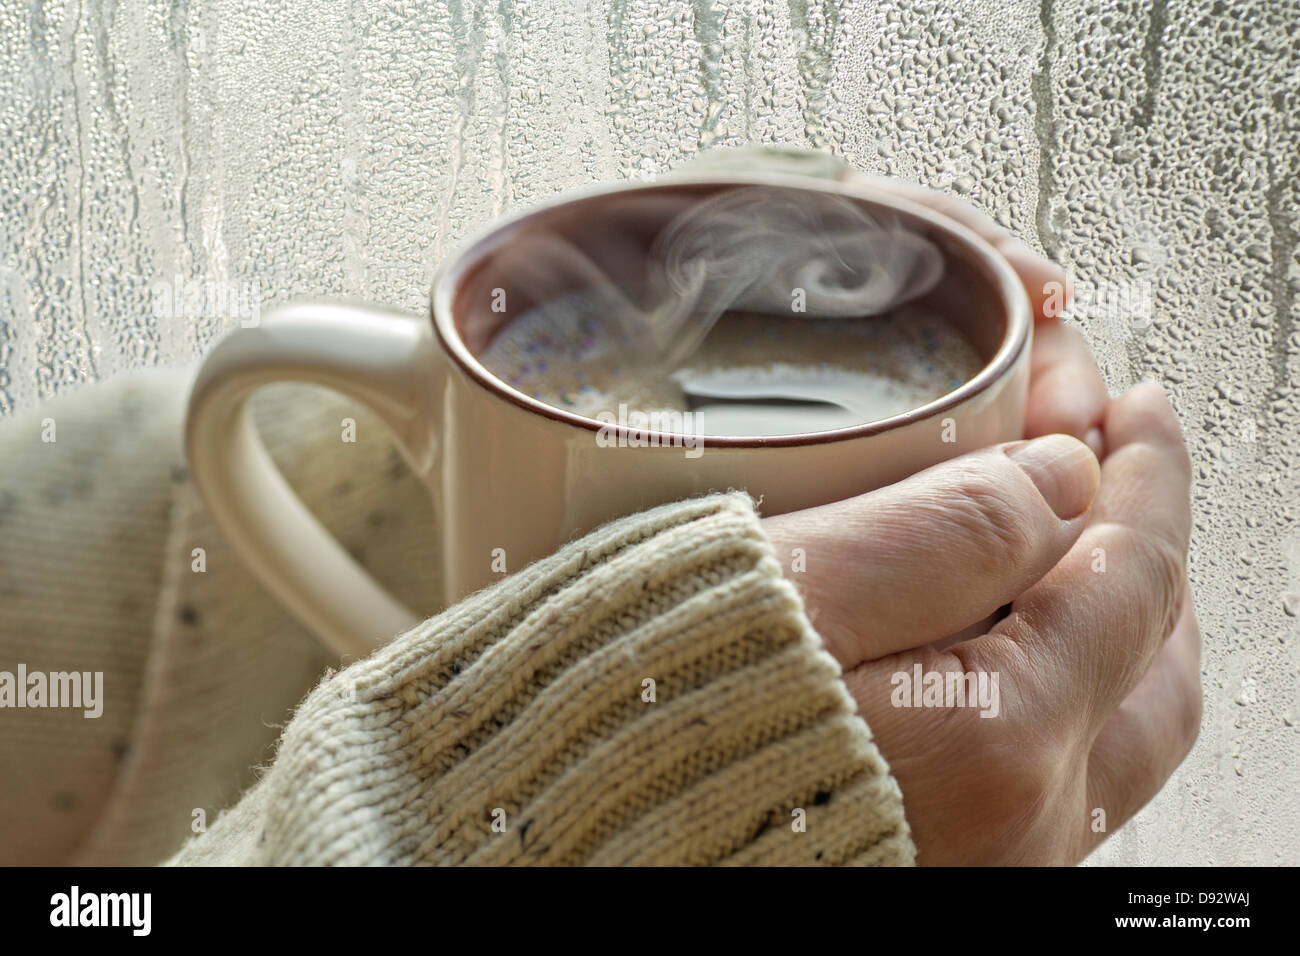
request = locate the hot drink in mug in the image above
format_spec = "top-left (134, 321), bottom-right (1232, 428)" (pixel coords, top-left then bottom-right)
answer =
top-left (185, 148), bottom-right (1031, 657)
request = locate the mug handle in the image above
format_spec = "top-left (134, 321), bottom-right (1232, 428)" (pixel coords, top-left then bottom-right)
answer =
top-left (184, 298), bottom-right (439, 659)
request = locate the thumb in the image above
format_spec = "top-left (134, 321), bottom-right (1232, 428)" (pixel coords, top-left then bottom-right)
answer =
top-left (763, 434), bottom-right (1100, 669)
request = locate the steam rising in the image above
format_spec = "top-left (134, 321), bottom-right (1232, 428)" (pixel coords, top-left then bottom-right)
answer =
top-left (490, 185), bottom-right (945, 378)
top-left (647, 187), bottom-right (944, 368)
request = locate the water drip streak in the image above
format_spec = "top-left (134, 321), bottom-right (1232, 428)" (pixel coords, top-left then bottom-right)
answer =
top-left (786, 0), bottom-right (843, 149)
top-left (70, 0), bottom-right (97, 384)
top-left (692, 0), bottom-right (723, 149)
top-left (1265, 146), bottom-right (1297, 400)
top-left (83, 0), bottom-right (142, 376)
top-left (1030, 0), bottom-right (1060, 261)
top-left (8, 1), bottom-right (57, 410)
top-left (171, 0), bottom-right (197, 356)
top-left (491, 0), bottom-right (514, 216)
top-left (95, 1), bottom-right (143, 282)
top-left (1136, 0), bottom-right (1168, 129)
top-left (340, 0), bottom-right (366, 299)
top-left (742, 9), bottom-right (754, 142)
top-left (602, 0), bottom-right (631, 173)
top-left (438, 0), bottom-right (485, 261)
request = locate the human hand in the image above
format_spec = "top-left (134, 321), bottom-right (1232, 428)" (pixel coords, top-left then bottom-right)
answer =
top-left (849, 174), bottom-right (1109, 455)
top-left (763, 179), bottom-right (1201, 864)
top-left (763, 387), bottom-right (1200, 864)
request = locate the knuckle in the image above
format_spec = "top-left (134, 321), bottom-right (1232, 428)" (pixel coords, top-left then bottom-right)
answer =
top-left (1092, 522), bottom-right (1185, 643)
top-left (946, 470), bottom-right (1038, 561)
top-left (995, 739), bottom-right (1072, 818)
top-left (1132, 531), bottom-right (1186, 640)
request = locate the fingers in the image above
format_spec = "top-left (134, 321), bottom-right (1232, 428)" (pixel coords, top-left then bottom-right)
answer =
top-left (1090, 382), bottom-right (1194, 555)
top-left (762, 433), bottom-right (1099, 669)
top-left (849, 173), bottom-right (1109, 452)
top-left (1000, 245), bottom-right (1070, 326)
top-left (976, 384), bottom-right (1193, 734)
top-left (1082, 591), bottom-right (1202, 851)
top-left (1026, 321), bottom-right (1108, 456)
top-left (848, 173), bottom-right (1067, 323)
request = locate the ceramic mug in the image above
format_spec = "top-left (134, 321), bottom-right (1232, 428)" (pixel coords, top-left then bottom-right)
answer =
top-left (185, 148), bottom-right (1032, 659)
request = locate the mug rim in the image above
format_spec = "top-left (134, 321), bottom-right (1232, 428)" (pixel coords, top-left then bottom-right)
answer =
top-left (429, 170), bottom-right (1032, 448)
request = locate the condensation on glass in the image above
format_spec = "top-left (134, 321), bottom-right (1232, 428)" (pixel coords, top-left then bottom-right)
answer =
top-left (0, 0), bottom-right (1296, 864)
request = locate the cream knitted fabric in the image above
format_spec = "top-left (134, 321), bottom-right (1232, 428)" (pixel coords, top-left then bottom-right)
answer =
top-left (0, 372), bottom-right (180, 862)
top-left (1, 367), bottom-right (914, 866)
top-left (166, 493), bottom-right (915, 866)
top-left (0, 367), bottom-right (442, 864)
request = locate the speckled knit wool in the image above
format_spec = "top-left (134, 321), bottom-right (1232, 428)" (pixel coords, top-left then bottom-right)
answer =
top-left (0, 367), bottom-right (442, 865)
top-left (166, 492), bottom-right (914, 866)
top-left (2, 366), bottom-right (914, 866)
top-left (0, 371), bottom-right (181, 863)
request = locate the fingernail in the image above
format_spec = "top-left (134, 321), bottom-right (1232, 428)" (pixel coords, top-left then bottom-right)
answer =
top-left (1084, 426), bottom-right (1105, 458)
top-left (1004, 434), bottom-right (1100, 520)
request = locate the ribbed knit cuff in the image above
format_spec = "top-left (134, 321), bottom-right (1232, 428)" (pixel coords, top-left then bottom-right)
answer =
top-left (168, 492), bottom-right (915, 866)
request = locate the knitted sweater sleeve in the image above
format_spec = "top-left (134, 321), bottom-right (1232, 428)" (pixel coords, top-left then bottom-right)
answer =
top-left (167, 491), bottom-right (915, 866)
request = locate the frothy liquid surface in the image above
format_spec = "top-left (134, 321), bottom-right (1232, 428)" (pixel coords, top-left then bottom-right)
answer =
top-left (478, 296), bottom-right (985, 436)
